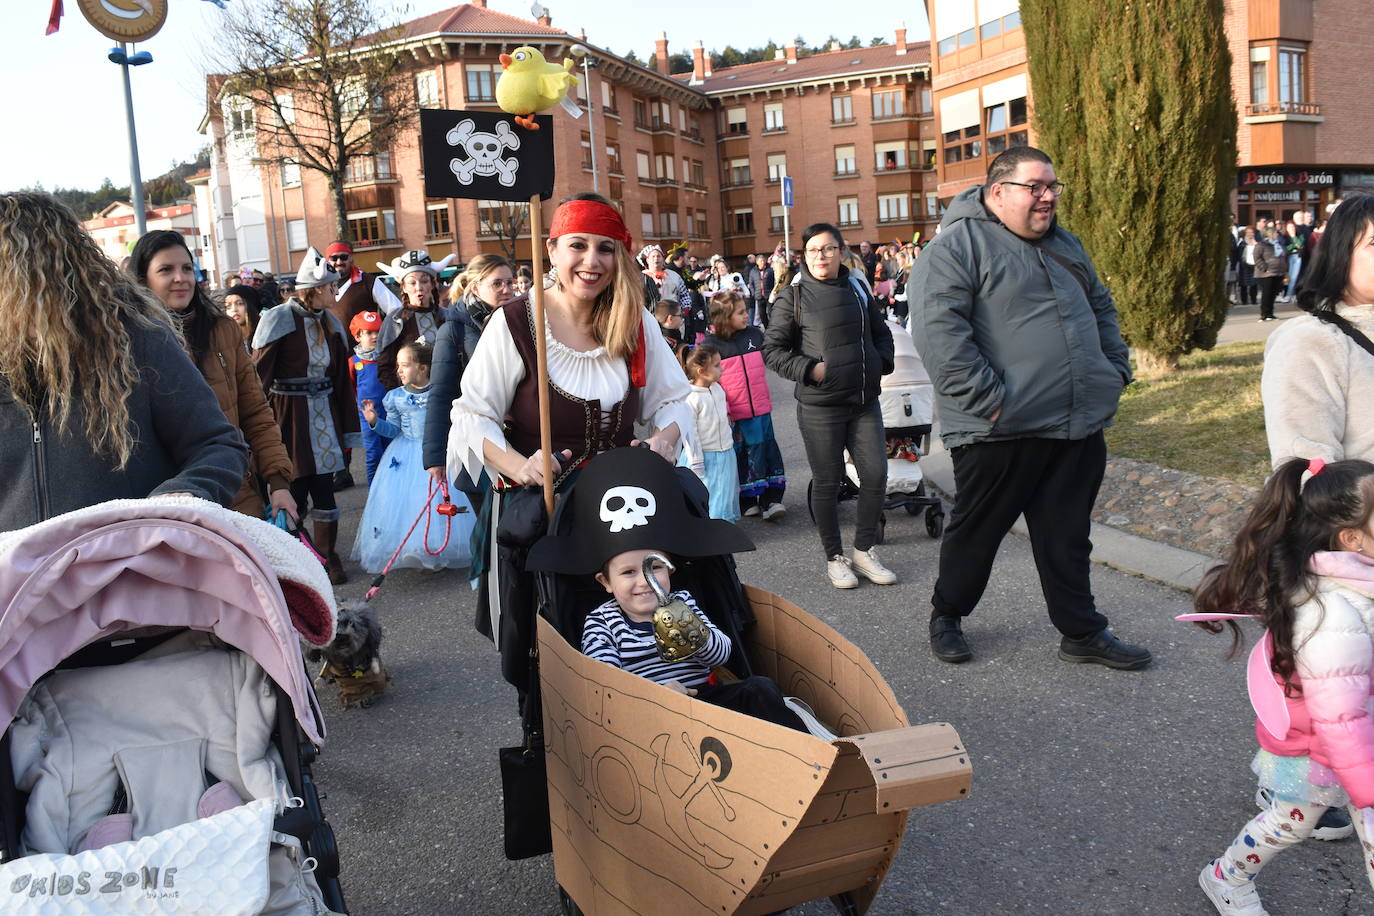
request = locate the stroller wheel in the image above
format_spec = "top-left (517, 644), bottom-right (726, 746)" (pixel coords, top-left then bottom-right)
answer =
top-left (925, 508), bottom-right (945, 539)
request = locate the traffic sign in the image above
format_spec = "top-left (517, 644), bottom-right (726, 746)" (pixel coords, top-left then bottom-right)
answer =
top-left (782, 176), bottom-right (794, 208)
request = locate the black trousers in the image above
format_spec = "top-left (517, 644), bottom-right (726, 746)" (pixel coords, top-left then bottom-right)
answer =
top-left (695, 676), bottom-right (807, 732)
top-left (931, 433), bottom-right (1110, 640)
top-left (1259, 275), bottom-right (1283, 319)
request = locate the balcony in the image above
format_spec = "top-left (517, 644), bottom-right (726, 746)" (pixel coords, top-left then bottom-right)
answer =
top-left (641, 176), bottom-right (678, 188)
top-left (648, 116), bottom-right (676, 135)
top-left (833, 168), bottom-right (860, 180)
top-left (1244, 100), bottom-right (1323, 124)
top-left (602, 105), bottom-right (620, 119)
top-left (681, 128), bottom-right (703, 143)
top-left (761, 125), bottom-right (787, 136)
top-left (720, 125), bottom-right (749, 140)
top-left (831, 117), bottom-right (857, 127)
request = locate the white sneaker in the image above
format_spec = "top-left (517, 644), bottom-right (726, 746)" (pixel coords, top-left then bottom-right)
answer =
top-left (826, 555), bottom-right (858, 589)
top-left (851, 547), bottom-right (896, 585)
top-left (1198, 861), bottom-right (1268, 915)
top-left (761, 503), bottom-right (786, 521)
top-left (743, 505), bottom-right (761, 517)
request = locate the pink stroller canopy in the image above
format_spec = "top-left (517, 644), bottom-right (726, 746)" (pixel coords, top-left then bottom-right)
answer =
top-left (0, 498), bottom-right (333, 746)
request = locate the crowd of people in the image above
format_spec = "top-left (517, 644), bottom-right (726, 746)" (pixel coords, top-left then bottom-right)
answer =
top-left (3, 146), bottom-right (1374, 914)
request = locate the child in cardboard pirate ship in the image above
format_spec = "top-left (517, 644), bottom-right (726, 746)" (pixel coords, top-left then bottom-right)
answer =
top-left (527, 447), bottom-right (807, 730)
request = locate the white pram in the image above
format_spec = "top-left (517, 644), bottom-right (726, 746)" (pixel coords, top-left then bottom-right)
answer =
top-left (0, 498), bottom-right (348, 914)
top-left (821, 319), bottom-right (945, 543)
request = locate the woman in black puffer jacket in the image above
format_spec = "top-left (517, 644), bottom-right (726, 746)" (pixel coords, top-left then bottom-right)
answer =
top-left (764, 222), bottom-right (896, 589)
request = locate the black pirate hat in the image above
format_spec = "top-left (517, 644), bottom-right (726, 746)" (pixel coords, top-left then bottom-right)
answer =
top-left (526, 446), bottom-right (754, 574)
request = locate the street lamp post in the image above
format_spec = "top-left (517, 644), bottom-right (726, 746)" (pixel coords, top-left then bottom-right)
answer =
top-left (108, 44), bottom-right (153, 237)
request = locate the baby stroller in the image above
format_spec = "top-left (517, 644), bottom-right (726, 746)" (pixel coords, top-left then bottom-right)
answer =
top-left (0, 498), bottom-right (347, 914)
top-left (809, 319), bottom-right (945, 543)
top-left (528, 449), bottom-right (971, 915)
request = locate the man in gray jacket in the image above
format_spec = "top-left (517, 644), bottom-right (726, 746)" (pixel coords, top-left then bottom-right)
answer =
top-left (911, 146), bottom-right (1150, 670)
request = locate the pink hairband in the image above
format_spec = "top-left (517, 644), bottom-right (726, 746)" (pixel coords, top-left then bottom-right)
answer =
top-left (1299, 458), bottom-right (1326, 493)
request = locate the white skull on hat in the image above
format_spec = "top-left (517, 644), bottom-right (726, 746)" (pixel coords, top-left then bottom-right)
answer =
top-left (600, 486), bottom-right (656, 533)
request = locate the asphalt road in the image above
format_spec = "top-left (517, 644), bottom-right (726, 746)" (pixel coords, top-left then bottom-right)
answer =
top-left (312, 371), bottom-right (1366, 915)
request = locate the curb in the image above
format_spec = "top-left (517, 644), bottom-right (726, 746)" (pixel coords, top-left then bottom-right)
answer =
top-left (919, 444), bottom-right (1216, 594)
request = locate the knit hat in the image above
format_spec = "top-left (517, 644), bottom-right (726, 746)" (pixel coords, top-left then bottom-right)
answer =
top-left (223, 284), bottom-right (258, 304)
top-left (526, 447), bottom-right (754, 574)
top-left (293, 247), bottom-right (340, 291)
top-left (376, 249), bottom-right (457, 284)
top-left (349, 311), bottom-right (382, 335)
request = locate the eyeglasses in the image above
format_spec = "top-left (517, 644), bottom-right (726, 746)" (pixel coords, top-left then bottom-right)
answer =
top-left (485, 278), bottom-right (514, 288)
top-left (327, 254), bottom-right (351, 261)
top-left (805, 244), bottom-right (841, 258)
top-left (999, 180), bottom-right (1066, 199)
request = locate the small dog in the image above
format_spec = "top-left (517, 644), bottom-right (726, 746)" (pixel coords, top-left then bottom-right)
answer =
top-left (306, 599), bottom-right (391, 709)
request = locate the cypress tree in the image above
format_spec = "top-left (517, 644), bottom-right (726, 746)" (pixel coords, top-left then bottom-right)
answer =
top-left (1021, 0), bottom-right (1236, 375)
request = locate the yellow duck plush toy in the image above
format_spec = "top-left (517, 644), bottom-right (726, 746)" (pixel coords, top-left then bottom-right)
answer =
top-left (496, 46), bottom-right (581, 130)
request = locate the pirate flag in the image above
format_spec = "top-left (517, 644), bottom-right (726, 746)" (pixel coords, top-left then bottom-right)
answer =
top-left (420, 109), bottom-right (555, 202)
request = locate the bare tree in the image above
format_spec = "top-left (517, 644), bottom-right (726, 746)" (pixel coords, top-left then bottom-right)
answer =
top-left (208, 0), bottom-right (415, 241)
top-left (480, 201), bottom-right (531, 263)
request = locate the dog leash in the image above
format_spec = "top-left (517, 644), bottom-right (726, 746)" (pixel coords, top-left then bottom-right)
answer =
top-left (365, 478), bottom-right (464, 600)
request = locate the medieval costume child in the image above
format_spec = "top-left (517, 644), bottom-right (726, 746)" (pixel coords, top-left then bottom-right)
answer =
top-left (373, 249), bottom-right (458, 391)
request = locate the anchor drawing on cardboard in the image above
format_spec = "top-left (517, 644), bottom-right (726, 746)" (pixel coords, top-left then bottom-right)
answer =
top-left (419, 109), bottom-right (555, 201)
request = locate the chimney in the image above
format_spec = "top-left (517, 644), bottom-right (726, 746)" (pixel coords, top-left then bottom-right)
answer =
top-left (829, 39), bottom-right (841, 52)
top-left (471, 0), bottom-right (485, 7)
top-left (691, 40), bottom-right (705, 84)
top-left (704, 48), bottom-right (713, 78)
top-left (785, 41), bottom-right (798, 64)
top-left (655, 31), bottom-right (669, 75)
top-left (895, 21), bottom-right (907, 54)
top-left (774, 48), bottom-right (785, 60)
top-left (538, 10), bottom-right (552, 26)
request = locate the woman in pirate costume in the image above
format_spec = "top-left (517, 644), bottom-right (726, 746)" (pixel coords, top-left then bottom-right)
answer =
top-left (253, 247), bottom-right (362, 584)
top-left (373, 249), bottom-right (457, 391)
top-left (448, 193), bottom-right (695, 693)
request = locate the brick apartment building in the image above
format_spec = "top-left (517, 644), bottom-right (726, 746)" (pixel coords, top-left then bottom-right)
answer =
top-left (201, 1), bottom-right (933, 281)
top-left (924, 0), bottom-right (1374, 226)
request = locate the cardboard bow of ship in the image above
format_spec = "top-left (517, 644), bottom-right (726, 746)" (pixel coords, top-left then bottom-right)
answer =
top-left (539, 586), bottom-right (972, 915)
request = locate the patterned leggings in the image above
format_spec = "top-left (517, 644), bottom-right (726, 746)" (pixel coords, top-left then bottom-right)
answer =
top-left (1215, 799), bottom-right (1374, 888)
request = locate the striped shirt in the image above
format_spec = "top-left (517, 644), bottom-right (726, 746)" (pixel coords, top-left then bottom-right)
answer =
top-left (581, 590), bottom-right (732, 688)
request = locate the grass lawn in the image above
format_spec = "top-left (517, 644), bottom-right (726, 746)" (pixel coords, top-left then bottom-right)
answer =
top-left (1106, 340), bottom-right (1269, 487)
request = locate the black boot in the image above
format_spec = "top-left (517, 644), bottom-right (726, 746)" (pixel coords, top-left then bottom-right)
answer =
top-left (930, 616), bottom-right (972, 664)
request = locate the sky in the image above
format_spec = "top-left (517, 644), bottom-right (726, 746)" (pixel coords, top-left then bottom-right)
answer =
top-left (3, 1), bottom-right (930, 193)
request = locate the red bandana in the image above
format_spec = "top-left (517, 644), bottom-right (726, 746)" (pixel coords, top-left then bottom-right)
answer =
top-left (549, 200), bottom-right (632, 249)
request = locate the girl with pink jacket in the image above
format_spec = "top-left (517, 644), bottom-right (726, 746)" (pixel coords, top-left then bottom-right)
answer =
top-left (1189, 457), bottom-right (1374, 915)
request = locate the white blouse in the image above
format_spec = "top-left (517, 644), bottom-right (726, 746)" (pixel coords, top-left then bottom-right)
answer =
top-left (447, 305), bottom-right (696, 483)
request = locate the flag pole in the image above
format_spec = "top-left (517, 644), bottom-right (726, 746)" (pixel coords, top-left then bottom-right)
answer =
top-left (527, 193), bottom-right (555, 520)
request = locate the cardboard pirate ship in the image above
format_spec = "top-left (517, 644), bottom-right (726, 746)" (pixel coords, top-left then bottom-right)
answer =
top-left (537, 587), bottom-right (971, 915)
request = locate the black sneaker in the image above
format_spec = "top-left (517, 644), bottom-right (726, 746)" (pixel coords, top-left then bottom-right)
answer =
top-left (1255, 787), bottom-right (1354, 841)
top-left (1058, 630), bottom-right (1152, 670)
top-left (930, 616), bottom-right (972, 664)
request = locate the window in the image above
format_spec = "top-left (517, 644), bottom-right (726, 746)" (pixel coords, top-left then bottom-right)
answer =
top-left (580, 133), bottom-right (593, 169)
top-left (641, 208), bottom-right (655, 237)
top-left (636, 151), bottom-right (651, 180)
top-left (687, 117), bottom-right (702, 140)
top-left (653, 100), bottom-right (672, 130)
top-left (607, 144), bottom-right (623, 174)
top-left (226, 101), bottom-right (254, 140)
top-left (654, 153), bottom-right (675, 182)
top-left (478, 200), bottom-right (529, 238)
top-left (465, 65), bottom-right (495, 102)
top-left (682, 156), bottom-right (691, 186)
top-left (690, 159), bottom-right (705, 188)
top-left (921, 139), bottom-right (936, 169)
top-left (730, 208), bottom-right (754, 235)
top-left (837, 197), bottom-right (860, 227)
top-left (919, 88), bottom-right (932, 114)
top-left (878, 194), bottom-right (909, 223)
top-left (347, 209), bottom-right (395, 245)
top-left (693, 209), bottom-right (708, 238)
top-left (727, 157), bottom-right (751, 186)
top-left (286, 218), bottom-right (307, 251)
top-left (1251, 57), bottom-right (1269, 106)
top-left (834, 144), bottom-right (856, 175)
top-left (983, 96), bottom-right (1028, 156)
top-left (274, 93), bottom-right (295, 125)
top-left (634, 97), bottom-right (649, 129)
top-left (766, 153), bottom-right (786, 182)
top-left (832, 94), bottom-right (854, 123)
top-left (659, 210), bottom-right (679, 236)
top-left (926, 193), bottom-right (939, 218)
top-left (725, 106), bottom-right (747, 135)
top-left (426, 203), bottom-right (450, 238)
top-left (281, 158), bottom-right (301, 188)
top-left (874, 140), bottom-right (908, 171)
top-left (770, 205), bottom-right (785, 233)
top-left (763, 102), bottom-right (784, 131)
top-left (415, 71), bottom-right (438, 108)
top-left (981, 18), bottom-right (1001, 40)
top-left (872, 90), bottom-right (904, 119)
top-left (345, 152), bottom-right (392, 183)
top-left (1279, 48), bottom-right (1305, 104)
top-left (679, 107), bottom-right (687, 131)
top-left (601, 81), bottom-right (616, 114)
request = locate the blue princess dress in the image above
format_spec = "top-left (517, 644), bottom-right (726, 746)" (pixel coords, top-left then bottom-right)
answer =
top-left (352, 384), bottom-right (474, 572)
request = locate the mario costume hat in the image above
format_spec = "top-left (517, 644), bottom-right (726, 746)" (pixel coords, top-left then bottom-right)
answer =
top-left (526, 446), bottom-right (754, 574)
top-left (294, 247), bottom-right (340, 290)
top-left (349, 311), bottom-right (382, 336)
top-left (376, 249), bottom-right (457, 283)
